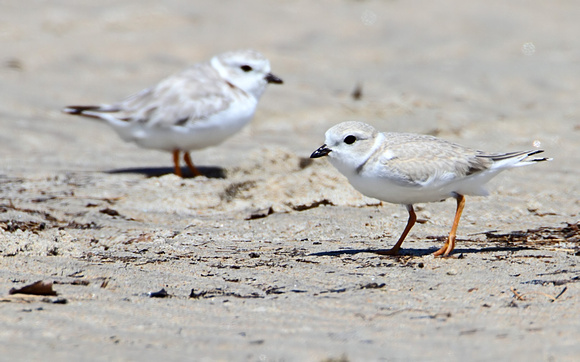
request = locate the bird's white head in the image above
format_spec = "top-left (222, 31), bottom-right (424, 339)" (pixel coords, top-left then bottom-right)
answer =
top-left (311, 121), bottom-right (382, 176)
top-left (210, 49), bottom-right (283, 99)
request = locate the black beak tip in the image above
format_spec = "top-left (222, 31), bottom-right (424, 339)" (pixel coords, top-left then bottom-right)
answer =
top-left (266, 73), bottom-right (283, 84)
top-left (310, 145), bottom-right (331, 159)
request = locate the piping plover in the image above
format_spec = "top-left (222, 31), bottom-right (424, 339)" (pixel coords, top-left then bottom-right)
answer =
top-left (63, 49), bottom-right (283, 177)
top-left (310, 121), bottom-right (550, 256)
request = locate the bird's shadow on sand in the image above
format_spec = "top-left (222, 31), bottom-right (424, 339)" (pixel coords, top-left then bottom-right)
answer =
top-left (311, 223), bottom-right (577, 259)
top-left (107, 166), bottom-right (226, 179)
top-left (309, 244), bottom-right (534, 258)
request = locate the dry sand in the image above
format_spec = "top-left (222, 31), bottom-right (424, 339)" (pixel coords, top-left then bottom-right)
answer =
top-left (1, 1), bottom-right (579, 361)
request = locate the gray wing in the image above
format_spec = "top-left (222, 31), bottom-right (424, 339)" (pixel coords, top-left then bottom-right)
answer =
top-left (66, 62), bottom-right (237, 128)
top-left (373, 133), bottom-right (493, 185)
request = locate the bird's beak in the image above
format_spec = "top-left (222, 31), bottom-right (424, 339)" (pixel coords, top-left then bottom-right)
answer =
top-left (310, 144), bottom-right (331, 158)
top-left (265, 73), bottom-right (283, 84)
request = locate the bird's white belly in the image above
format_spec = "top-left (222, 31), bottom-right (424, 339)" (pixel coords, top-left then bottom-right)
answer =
top-left (347, 174), bottom-right (448, 204)
top-left (346, 170), bottom-right (496, 205)
top-left (117, 99), bottom-right (257, 151)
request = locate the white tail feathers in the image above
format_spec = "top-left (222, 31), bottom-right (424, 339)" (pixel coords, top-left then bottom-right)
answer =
top-left (484, 149), bottom-right (552, 170)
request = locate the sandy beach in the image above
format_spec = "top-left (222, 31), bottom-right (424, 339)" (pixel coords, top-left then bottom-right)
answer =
top-left (1, 1), bottom-right (579, 360)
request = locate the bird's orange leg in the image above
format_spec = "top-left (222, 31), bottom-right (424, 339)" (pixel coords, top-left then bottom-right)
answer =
top-left (433, 194), bottom-right (466, 257)
top-left (376, 205), bottom-right (416, 256)
top-left (173, 150), bottom-right (183, 177)
top-left (183, 152), bottom-right (203, 177)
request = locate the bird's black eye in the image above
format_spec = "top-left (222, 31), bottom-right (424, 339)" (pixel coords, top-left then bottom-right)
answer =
top-left (344, 135), bottom-right (356, 144)
top-left (240, 65), bottom-right (253, 72)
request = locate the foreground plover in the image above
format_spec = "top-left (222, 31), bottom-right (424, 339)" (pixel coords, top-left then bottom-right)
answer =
top-left (311, 121), bottom-right (550, 256)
